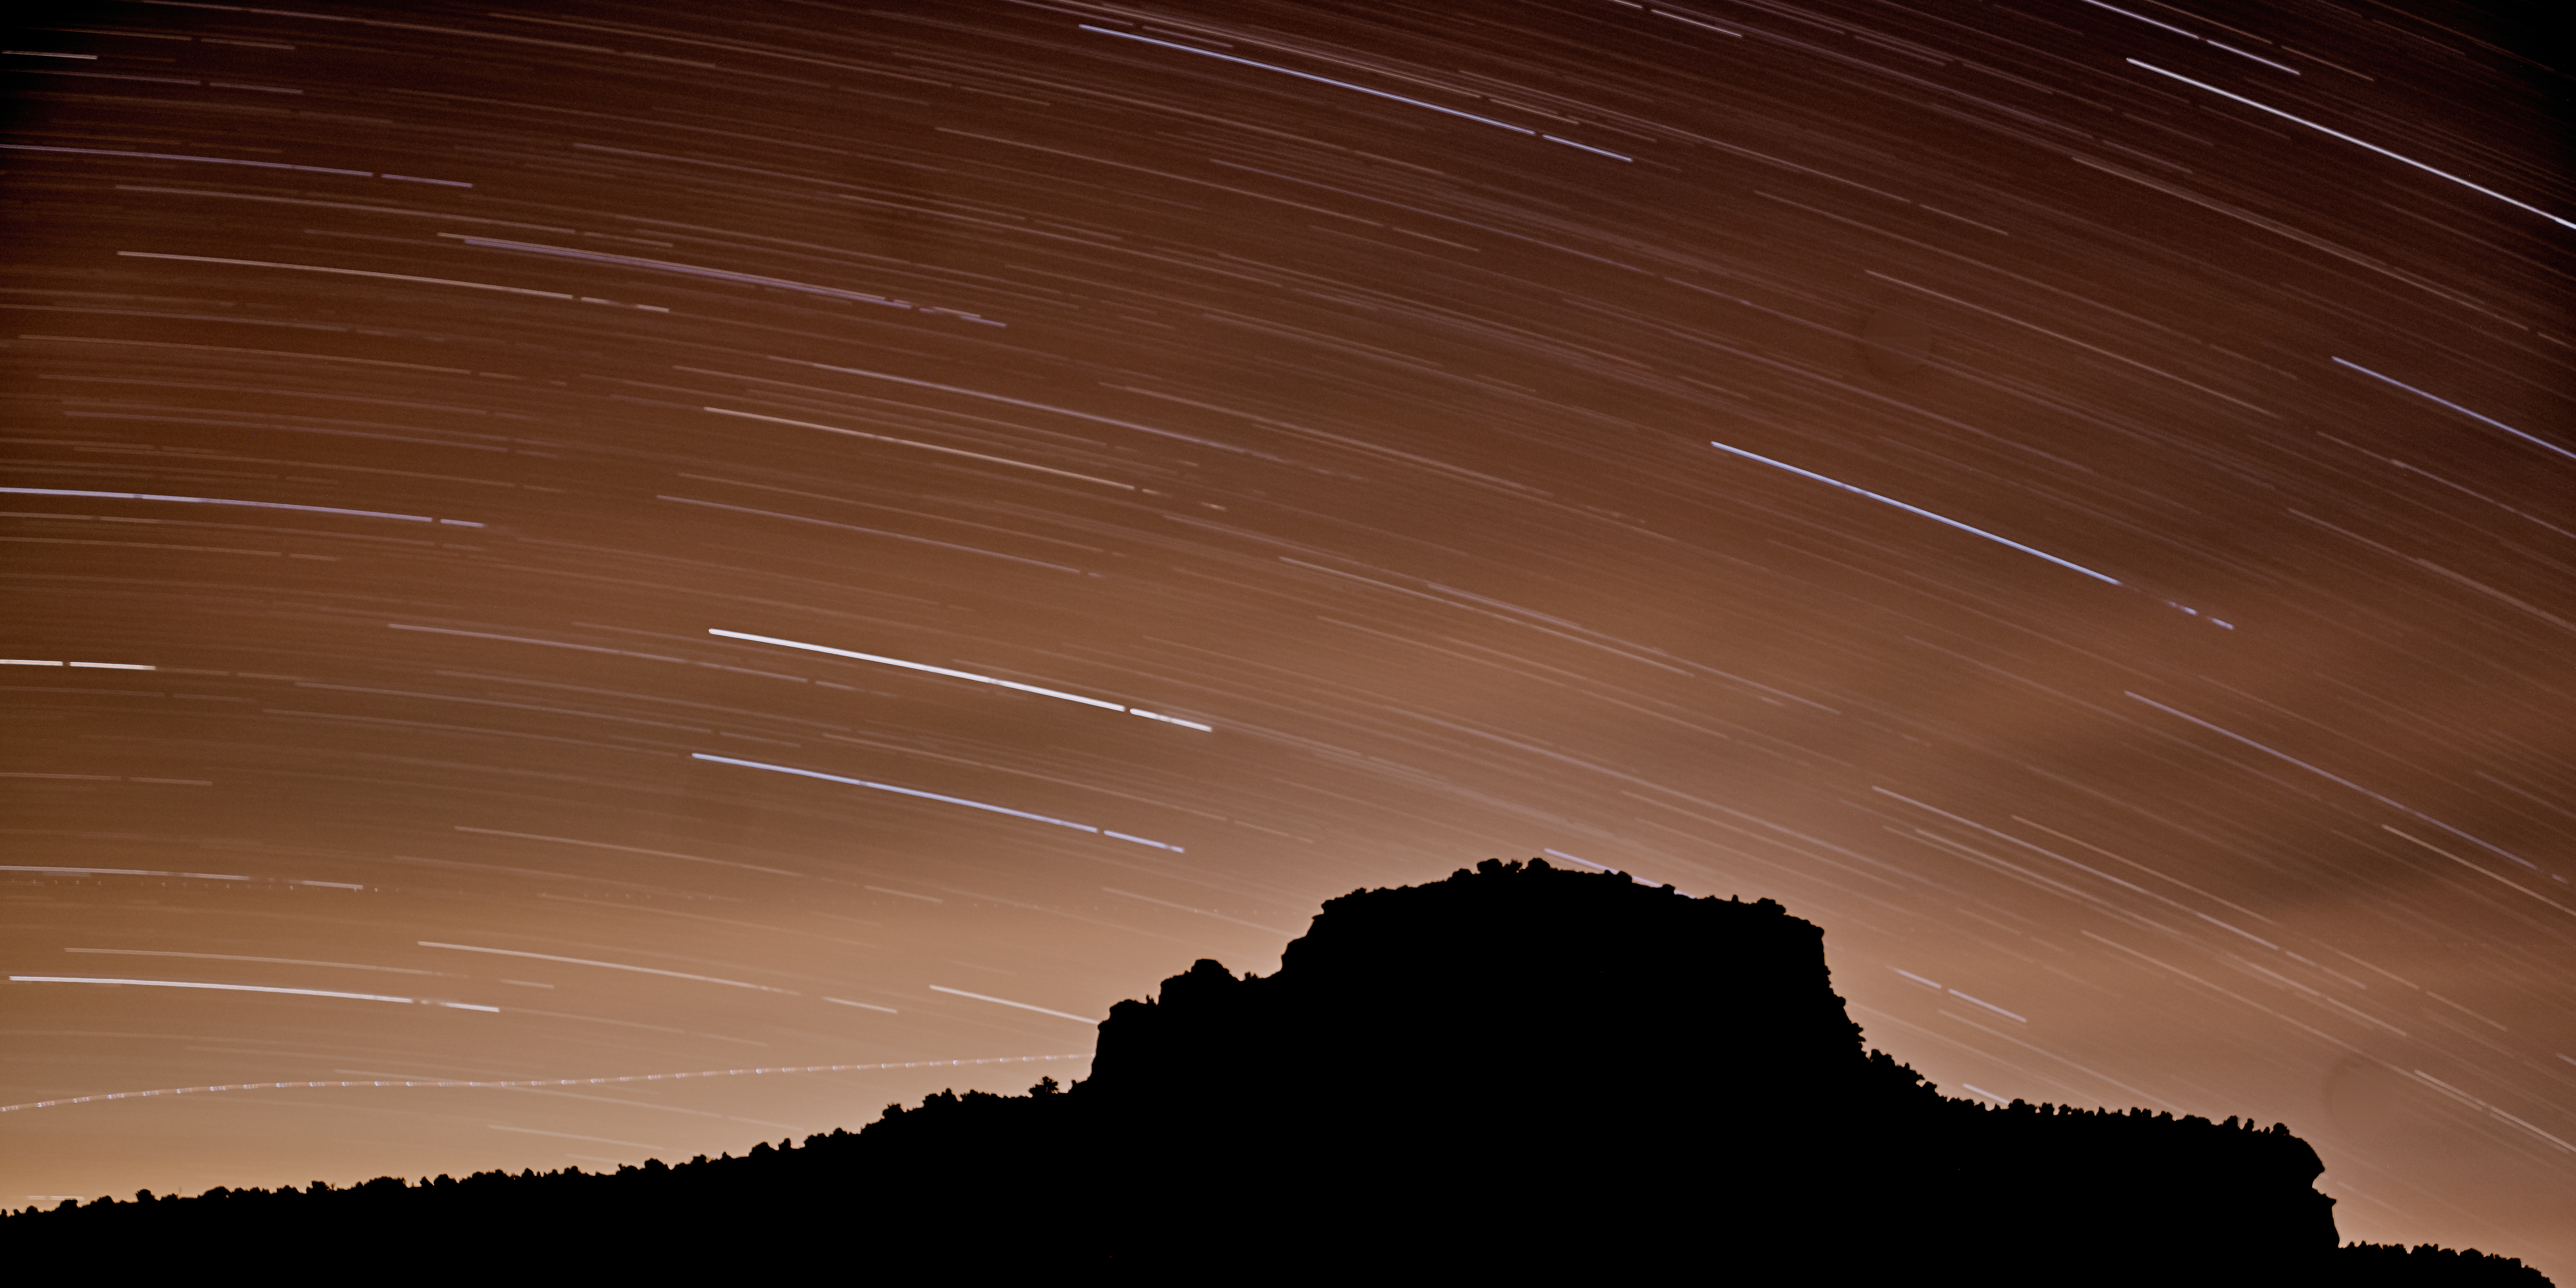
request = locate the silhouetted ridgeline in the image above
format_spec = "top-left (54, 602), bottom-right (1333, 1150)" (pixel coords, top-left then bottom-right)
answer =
top-left (6, 860), bottom-right (2552, 1283)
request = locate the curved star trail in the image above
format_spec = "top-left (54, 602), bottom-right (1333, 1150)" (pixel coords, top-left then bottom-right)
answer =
top-left (1, 0), bottom-right (2568, 1268)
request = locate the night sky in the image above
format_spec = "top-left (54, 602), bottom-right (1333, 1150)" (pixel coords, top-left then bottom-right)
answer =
top-left (4, 0), bottom-right (2571, 1267)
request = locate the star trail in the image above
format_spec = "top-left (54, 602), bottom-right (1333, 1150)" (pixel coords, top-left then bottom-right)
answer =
top-left (2, 0), bottom-right (2569, 1267)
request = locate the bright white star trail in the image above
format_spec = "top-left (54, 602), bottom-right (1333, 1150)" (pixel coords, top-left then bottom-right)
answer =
top-left (2, 0), bottom-right (2567, 1271)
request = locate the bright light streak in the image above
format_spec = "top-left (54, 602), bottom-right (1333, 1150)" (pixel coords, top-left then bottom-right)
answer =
top-left (696, 753), bottom-right (1096, 830)
top-left (2206, 41), bottom-right (2300, 75)
top-left (1946, 989), bottom-right (2027, 1023)
top-left (454, 826), bottom-right (804, 878)
top-left (65, 949), bottom-right (458, 977)
top-left (0, 486), bottom-right (482, 526)
top-left (1080, 26), bottom-right (1536, 136)
top-left (2126, 692), bottom-right (2538, 871)
top-left (1544, 134), bottom-right (1632, 161)
top-left (779, 355), bottom-right (1280, 460)
top-left (691, 753), bottom-right (1187, 852)
top-left (928, 985), bottom-right (1099, 1026)
top-left (0, 1054), bottom-right (1092, 1113)
top-left (0, 659), bottom-right (153, 669)
top-left (699, 407), bottom-right (1134, 488)
top-left (0, 142), bottom-right (372, 177)
top-left (1709, 440), bottom-right (2121, 585)
top-left (1125, 708), bottom-right (1215, 731)
top-left (487, 1123), bottom-right (658, 1149)
top-left (2078, 0), bottom-right (2196, 38)
top-left (3, 864), bottom-right (249, 880)
top-left (7, 975), bottom-right (497, 1011)
top-left (453, 237), bottom-right (905, 307)
top-left (2383, 827), bottom-right (2576, 921)
top-left (118, 251), bottom-right (578, 301)
top-left (710, 629), bottom-right (1120, 709)
top-left (710, 628), bottom-right (1212, 729)
top-left (417, 941), bottom-right (794, 993)
top-left (390, 622), bottom-right (687, 662)
top-left (2127, 60), bottom-right (2575, 231)
top-left (1, 863), bottom-right (353, 888)
top-left (3, 143), bottom-right (465, 185)
top-left (2332, 357), bottom-right (2576, 463)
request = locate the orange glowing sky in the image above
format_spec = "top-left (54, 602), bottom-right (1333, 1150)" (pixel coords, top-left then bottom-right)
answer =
top-left (3, 0), bottom-right (2571, 1269)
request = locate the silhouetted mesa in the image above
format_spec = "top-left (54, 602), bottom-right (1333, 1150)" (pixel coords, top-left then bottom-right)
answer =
top-left (5, 860), bottom-right (2552, 1283)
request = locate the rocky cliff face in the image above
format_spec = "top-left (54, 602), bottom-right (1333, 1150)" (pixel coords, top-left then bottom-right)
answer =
top-left (19, 857), bottom-right (2530, 1284)
top-left (1071, 857), bottom-right (2342, 1281)
top-left (1088, 859), bottom-right (1873, 1109)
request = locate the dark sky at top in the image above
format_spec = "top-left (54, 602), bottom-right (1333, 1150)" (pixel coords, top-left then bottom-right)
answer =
top-left (2, 0), bottom-right (2569, 1268)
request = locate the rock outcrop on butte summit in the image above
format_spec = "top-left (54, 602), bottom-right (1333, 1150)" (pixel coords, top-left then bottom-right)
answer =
top-left (1063, 857), bottom-right (2347, 1281)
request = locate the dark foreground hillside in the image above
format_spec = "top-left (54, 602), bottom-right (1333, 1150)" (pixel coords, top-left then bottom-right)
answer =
top-left (6, 860), bottom-right (2553, 1283)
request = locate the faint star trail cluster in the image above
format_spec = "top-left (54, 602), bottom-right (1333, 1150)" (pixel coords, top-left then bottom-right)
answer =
top-left (2, 0), bottom-right (2570, 1264)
